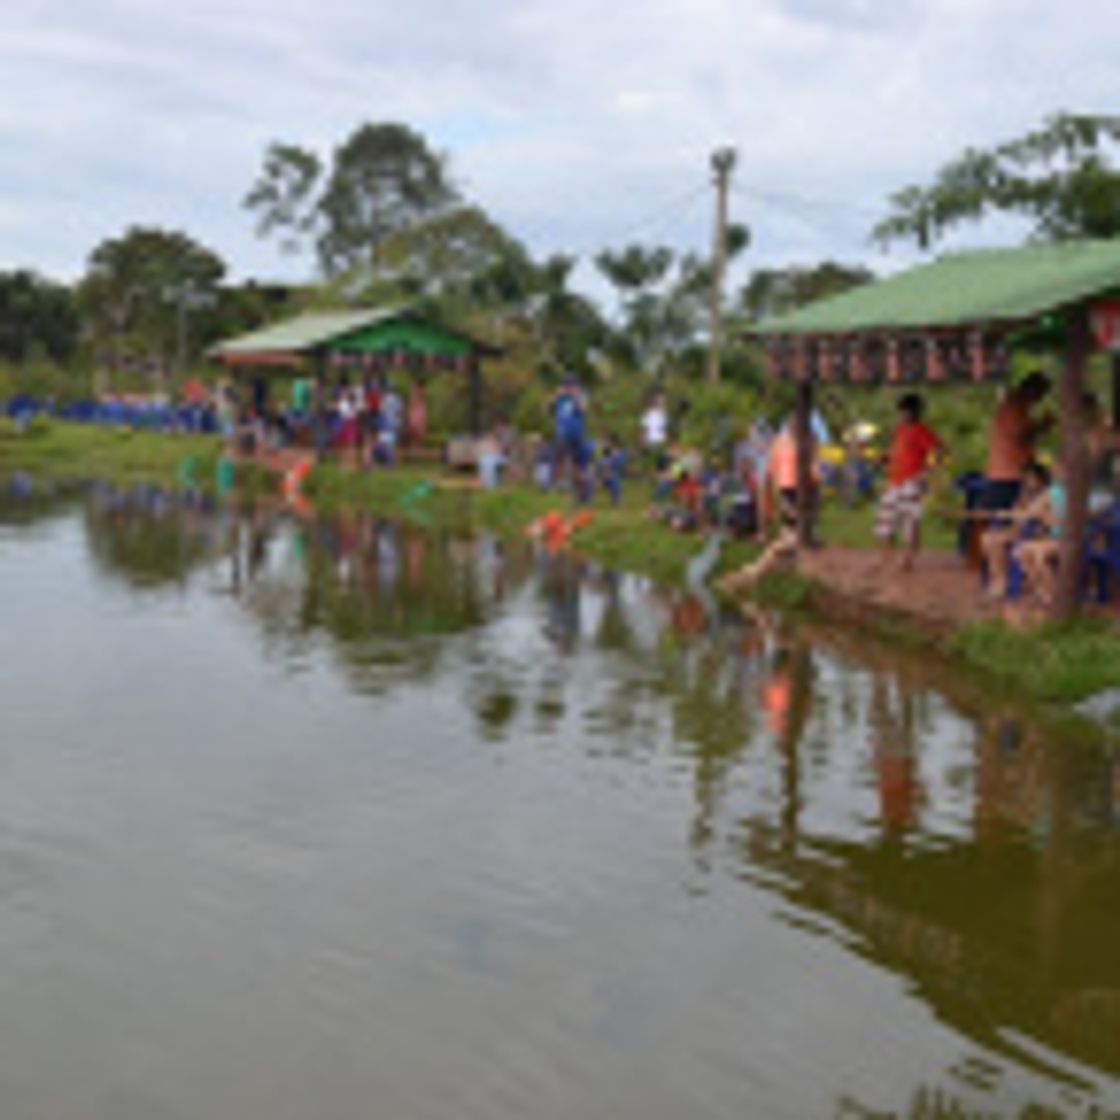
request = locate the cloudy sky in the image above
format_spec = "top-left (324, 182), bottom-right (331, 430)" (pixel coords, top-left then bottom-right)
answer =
top-left (2, 0), bottom-right (1117, 293)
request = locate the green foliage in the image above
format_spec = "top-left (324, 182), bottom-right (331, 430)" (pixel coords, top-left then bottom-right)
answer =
top-left (0, 270), bottom-right (79, 363)
top-left (953, 618), bottom-right (1120, 703)
top-left (79, 226), bottom-right (227, 380)
top-left (594, 242), bottom-right (716, 375)
top-left (329, 205), bottom-right (533, 316)
top-left (243, 142), bottom-right (322, 254)
top-left (874, 112), bottom-right (1120, 247)
top-left (738, 261), bottom-right (873, 321)
top-left (245, 123), bottom-right (458, 277)
top-left (676, 380), bottom-right (761, 455)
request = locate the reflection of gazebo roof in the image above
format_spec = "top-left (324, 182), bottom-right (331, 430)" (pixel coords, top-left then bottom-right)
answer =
top-left (747, 830), bottom-right (1120, 1077)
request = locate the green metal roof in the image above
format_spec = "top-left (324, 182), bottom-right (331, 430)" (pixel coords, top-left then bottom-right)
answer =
top-left (752, 239), bottom-right (1120, 336)
top-left (211, 308), bottom-right (405, 358)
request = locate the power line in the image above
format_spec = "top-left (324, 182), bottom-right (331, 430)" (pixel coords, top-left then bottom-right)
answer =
top-left (510, 180), bottom-right (710, 260)
top-left (737, 182), bottom-right (884, 222)
top-left (732, 183), bottom-right (878, 247)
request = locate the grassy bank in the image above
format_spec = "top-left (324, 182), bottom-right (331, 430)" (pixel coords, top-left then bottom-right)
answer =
top-left (305, 458), bottom-right (761, 585)
top-left (4, 419), bottom-right (1119, 711)
top-left (0, 417), bottom-right (220, 485)
top-left (752, 566), bottom-right (1120, 709)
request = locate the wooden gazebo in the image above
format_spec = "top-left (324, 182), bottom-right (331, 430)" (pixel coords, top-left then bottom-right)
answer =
top-left (749, 240), bottom-right (1120, 619)
top-left (210, 307), bottom-right (499, 434)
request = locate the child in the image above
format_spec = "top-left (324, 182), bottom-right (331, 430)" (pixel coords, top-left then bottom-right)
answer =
top-left (597, 437), bottom-right (626, 506)
top-left (533, 440), bottom-right (555, 492)
top-left (875, 393), bottom-right (945, 571)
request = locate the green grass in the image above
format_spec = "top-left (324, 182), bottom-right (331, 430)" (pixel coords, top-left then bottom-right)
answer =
top-left (306, 460), bottom-right (761, 585)
top-left (952, 618), bottom-right (1120, 704)
top-left (0, 418), bottom-right (221, 485)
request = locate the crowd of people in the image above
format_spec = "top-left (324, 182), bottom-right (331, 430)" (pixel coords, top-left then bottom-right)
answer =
top-left (195, 362), bottom-right (1120, 612)
top-left (222, 374), bottom-right (428, 467)
top-left (507, 367), bottom-right (1119, 611)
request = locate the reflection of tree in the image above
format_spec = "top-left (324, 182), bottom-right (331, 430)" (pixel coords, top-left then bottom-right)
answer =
top-left (250, 518), bottom-right (498, 694)
top-left (83, 487), bottom-right (214, 589)
top-left (593, 571), bottom-right (634, 654)
top-left (675, 630), bottom-right (759, 857)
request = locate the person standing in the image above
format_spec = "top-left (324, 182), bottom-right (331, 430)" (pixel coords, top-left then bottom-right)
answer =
top-left (640, 394), bottom-right (669, 469)
top-left (550, 375), bottom-right (589, 489)
top-left (407, 382), bottom-right (428, 448)
top-left (875, 393), bottom-right (945, 571)
top-left (983, 371), bottom-right (1052, 511)
top-left (381, 382), bottom-right (404, 465)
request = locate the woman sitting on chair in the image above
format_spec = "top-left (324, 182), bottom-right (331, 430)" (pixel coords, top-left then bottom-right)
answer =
top-left (1017, 469), bottom-right (1067, 607)
top-left (979, 461), bottom-right (1053, 600)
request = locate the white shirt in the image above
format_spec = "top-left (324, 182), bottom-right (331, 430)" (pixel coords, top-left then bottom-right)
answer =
top-left (642, 406), bottom-right (667, 447)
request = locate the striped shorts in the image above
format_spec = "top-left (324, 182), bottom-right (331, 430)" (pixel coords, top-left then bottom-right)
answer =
top-left (876, 477), bottom-right (926, 546)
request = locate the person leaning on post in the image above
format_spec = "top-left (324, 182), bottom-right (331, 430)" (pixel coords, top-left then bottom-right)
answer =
top-left (982, 371), bottom-right (1053, 512)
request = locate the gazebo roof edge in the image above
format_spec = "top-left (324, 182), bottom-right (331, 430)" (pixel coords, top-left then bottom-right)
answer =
top-left (748, 239), bottom-right (1120, 339)
top-left (210, 306), bottom-right (500, 362)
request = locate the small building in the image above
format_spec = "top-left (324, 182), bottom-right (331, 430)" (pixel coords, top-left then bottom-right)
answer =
top-left (749, 239), bottom-right (1120, 620)
top-left (210, 307), bottom-right (499, 434)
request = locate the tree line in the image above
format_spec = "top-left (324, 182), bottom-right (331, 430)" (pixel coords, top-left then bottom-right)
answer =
top-left (4, 111), bottom-right (1118, 394)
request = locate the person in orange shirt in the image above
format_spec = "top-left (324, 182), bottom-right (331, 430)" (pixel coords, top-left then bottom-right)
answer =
top-left (766, 420), bottom-right (818, 531)
top-left (875, 393), bottom-right (945, 570)
top-left (983, 372), bottom-right (1052, 512)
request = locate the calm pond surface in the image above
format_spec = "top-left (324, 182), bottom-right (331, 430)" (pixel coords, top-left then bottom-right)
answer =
top-left (2, 477), bottom-right (1120, 1120)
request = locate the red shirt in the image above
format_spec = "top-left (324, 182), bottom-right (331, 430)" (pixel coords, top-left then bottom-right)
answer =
top-left (887, 421), bottom-right (941, 486)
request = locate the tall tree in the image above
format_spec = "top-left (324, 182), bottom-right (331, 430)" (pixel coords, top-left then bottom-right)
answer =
top-left (245, 123), bottom-right (458, 277)
top-left (331, 205), bottom-right (532, 313)
top-left (594, 235), bottom-right (749, 375)
top-left (529, 254), bottom-right (608, 381)
top-left (79, 227), bottom-right (226, 377)
top-left (243, 143), bottom-right (322, 255)
top-left (874, 113), bottom-right (1120, 248)
top-left (0, 270), bottom-right (79, 363)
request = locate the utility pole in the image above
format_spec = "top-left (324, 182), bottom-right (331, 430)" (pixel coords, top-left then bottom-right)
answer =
top-left (706, 146), bottom-right (737, 385)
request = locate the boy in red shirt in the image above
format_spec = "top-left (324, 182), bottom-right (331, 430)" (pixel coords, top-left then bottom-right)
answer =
top-left (875, 393), bottom-right (945, 570)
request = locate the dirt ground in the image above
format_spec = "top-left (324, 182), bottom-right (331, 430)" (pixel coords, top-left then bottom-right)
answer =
top-left (798, 547), bottom-right (1031, 630)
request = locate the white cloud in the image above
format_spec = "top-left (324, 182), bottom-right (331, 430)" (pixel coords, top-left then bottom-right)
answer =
top-left (0, 0), bottom-right (1117, 295)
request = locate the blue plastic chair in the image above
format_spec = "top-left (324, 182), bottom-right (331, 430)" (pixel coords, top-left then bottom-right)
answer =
top-left (1086, 504), bottom-right (1120, 603)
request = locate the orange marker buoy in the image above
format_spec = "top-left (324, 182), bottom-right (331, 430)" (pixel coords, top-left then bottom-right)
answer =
top-left (282, 458), bottom-right (313, 500)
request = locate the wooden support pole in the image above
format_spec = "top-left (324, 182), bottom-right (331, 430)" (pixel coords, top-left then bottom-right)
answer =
top-left (468, 356), bottom-right (482, 437)
top-left (794, 379), bottom-right (814, 549)
top-left (1053, 309), bottom-right (1092, 621)
top-left (1112, 350), bottom-right (1120, 431)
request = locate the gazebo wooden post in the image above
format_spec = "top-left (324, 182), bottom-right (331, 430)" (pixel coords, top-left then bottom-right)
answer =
top-left (468, 353), bottom-right (483, 437)
top-left (1053, 307), bottom-right (1092, 621)
top-left (794, 376), bottom-right (814, 549)
top-left (1111, 351), bottom-right (1120, 430)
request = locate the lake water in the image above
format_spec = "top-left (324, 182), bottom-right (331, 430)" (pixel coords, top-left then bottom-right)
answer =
top-left (1, 477), bottom-right (1119, 1120)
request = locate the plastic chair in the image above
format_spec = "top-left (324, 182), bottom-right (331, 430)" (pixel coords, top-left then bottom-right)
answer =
top-left (1086, 504), bottom-right (1120, 603)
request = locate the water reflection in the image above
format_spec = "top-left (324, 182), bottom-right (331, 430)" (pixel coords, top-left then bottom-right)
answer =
top-left (5, 479), bottom-right (1120, 1118)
